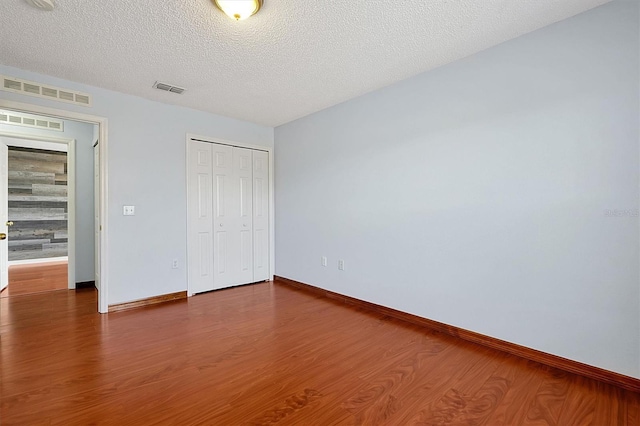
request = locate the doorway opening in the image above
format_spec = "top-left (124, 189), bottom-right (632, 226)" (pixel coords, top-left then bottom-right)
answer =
top-left (1, 140), bottom-right (71, 297)
top-left (0, 101), bottom-right (108, 313)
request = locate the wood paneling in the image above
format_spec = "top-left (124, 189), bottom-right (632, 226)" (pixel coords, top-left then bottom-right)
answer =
top-left (8, 157), bottom-right (64, 174)
top-left (0, 281), bottom-right (637, 424)
top-left (7, 147), bottom-right (68, 261)
top-left (275, 275), bottom-right (640, 394)
top-left (8, 149), bottom-right (67, 163)
top-left (8, 207), bottom-right (67, 220)
top-left (32, 183), bottom-right (67, 196)
top-left (8, 170), bottom-right (55, 185)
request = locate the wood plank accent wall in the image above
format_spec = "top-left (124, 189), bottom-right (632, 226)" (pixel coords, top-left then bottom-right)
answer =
top-left (7, 147), bottom-right (68, 261)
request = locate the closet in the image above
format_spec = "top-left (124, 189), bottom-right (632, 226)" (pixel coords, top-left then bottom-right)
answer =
top-left (187, 140), bottom-right (269, 294)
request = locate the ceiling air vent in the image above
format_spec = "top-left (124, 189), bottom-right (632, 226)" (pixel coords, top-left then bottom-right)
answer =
top-left (75, 94), bottom-right (90, 105)
top-left (153, 81), bottom-right (185, 95)
top-left (24, 83), bottom-right (40, 94)
top-left (0, 110), bottom-right (64, 132)
top-left (59, 90), bottom-right (74, 102)
top-left (1, 75), bottom-right (92, 107)
top-left (4, 79), bottom-right (22, 91)
top-left (42, 87), bottom-right (58, 98)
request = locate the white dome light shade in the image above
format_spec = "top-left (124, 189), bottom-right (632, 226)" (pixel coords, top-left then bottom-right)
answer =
top-left (25, 0), bottom-right (55, 11)
top-left (213, 0), bottom-right (262, 21)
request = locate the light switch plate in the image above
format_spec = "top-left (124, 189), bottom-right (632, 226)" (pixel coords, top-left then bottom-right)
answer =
top-left (123, 205), bottom-right (135, 216)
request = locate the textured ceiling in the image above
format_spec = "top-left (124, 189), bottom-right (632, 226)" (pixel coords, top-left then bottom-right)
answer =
top-left (0, 0), bottom-right (612, 126)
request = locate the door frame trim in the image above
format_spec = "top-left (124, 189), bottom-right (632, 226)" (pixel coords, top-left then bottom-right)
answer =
top-left (185, 133), bottom-right (274, 296)
top-left (0, 99), bottom-right (109, 313)
top-left (0, 132), bottom-right (77, 290)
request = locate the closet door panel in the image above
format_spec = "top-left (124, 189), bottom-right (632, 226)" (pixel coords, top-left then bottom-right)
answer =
top-left (212, 144), bottom-right (235, 289)
top-left (187, 141), bottom-right (214, 294)
top-left (253, 150), bottom-right (269, 281)
top-left (234, 147), bottom-right (254, 285)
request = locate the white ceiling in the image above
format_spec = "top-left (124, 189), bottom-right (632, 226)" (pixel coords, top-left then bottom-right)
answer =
top-left (0, 0), bottom-right (611, 127)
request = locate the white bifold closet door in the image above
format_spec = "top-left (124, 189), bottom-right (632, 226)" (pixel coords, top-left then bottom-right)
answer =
top-left (188, 140), bottom-right (269, 294)
top-left (252, 149), bottom-right (269, 282)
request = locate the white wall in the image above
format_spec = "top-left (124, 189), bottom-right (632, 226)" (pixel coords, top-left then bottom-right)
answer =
top-left (0, 116), bottom-right (96, 282)
top-left (275, 1), bottom-right (640, 378)
top-left (0, 65), bottom-right (274, 305)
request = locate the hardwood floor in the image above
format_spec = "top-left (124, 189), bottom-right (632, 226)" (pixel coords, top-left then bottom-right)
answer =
top-left (0, 261), bottom-right (67, 298)
top-left (276, 276), bottom-right (640, 393)
top-left (0, 281), bottom-right (638, 425)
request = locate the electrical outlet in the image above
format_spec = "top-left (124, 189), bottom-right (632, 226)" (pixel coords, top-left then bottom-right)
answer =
top-left (123, 205), bottom-right (135, 216)
top-left (172, 259), bottom-right (179, 269)
top-left (338, 260), bottom-right (345, 271)
top-left (321, 256), bottom-right (327, 267)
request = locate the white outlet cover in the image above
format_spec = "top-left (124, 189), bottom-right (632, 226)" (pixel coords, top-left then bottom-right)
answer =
top-left (123, 205), bottom-right (135, 216)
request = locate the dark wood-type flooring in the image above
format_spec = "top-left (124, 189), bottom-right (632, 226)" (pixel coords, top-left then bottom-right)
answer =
top-left (1, 280), bottom-right (638, 425)
top-left (0, 261), bottom-right (67, 298)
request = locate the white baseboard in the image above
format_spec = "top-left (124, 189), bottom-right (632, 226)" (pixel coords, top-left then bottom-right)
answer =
top-left (8, 256), bottom-right (68, 266)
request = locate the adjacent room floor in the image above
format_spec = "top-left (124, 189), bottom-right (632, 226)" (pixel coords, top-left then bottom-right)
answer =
top-left (0, 280), bottom-right (637, 424)
top-left (0, 260), bottom-right (67, 298)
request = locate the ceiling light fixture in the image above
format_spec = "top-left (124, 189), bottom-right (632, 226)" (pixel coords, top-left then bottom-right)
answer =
top-left (213, 0), bottom-right (262, 21)
top-left (24, 0), bottom-right (55, 11)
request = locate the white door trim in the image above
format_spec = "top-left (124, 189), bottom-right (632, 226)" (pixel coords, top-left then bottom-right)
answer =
top-left (185, 133), bottom-right (275, 297)
top-left (0, 99), bottom-right (109, 314)
top-left (0, 133), bottom-right (77, 290)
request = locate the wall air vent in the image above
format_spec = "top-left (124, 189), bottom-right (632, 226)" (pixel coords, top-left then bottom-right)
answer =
top-left (153, 81), bottom-right (185, 95)
top-left (0, 109), bottom-right (64, 132)
top-left (1, 75), bottom-right (92, 107)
